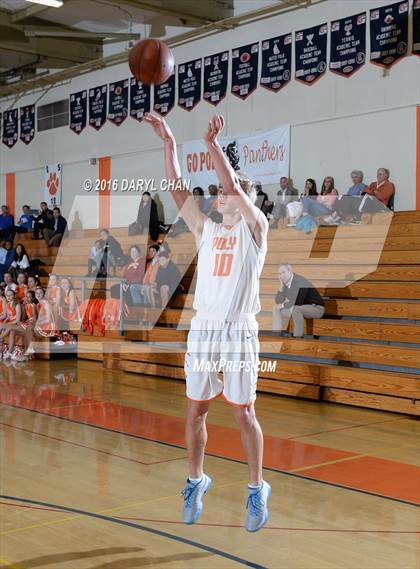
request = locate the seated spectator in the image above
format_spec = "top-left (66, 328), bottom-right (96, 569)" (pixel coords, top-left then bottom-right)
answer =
top-left (271, 177), bottom-right (299, 228)
top-left (87, 240), bottom-right (105, 277)
top-left (43, 207), bottom-right (67, 246)
top-left (0, 206), bottom-right (15, 241)
top-left (122, 245), bottom-right (146, 305)
top-left (347, 170), bottom-right (367, 196)
top-left (141, 244), bottom-right (161, 306)
top-left (15, 205), bottom-right (34, 234)
top-left (15, 272), bottom-right (28, 302)
top-left (0, 289), bottom-right (22, 357)
top-left (129, 192), bottom-right (160, 241)
top-left (286, 179), bottom-right (318, 225)
top-left (0, 240), bottom-right (14, 282)
top-left (34, 287), bottom-right (58, 338)
top-left (27, 275), bottom-right (40, 293)
top-left (300, 177), bottom-right (339, 223)
top-left (59, 277), bottom-right (80, 323)
top-left (10, 243), bottom-right (30, 280)
top-left (202, 184), bottom-right (223, 223)
top-left (169, 187), bottom-right (207, 237)
top-left (155, 252), bottom-right (183, 307)
top-left (361, 167), bottom-right (395, 208)
top-left (255, 182), bottom-right (271, 218)
top-left (3, 272), bottom-right (17, 293)
top-left (272, 263), bottom-right (325, 337)
top-left (99, 229), bottom-right (127, 273)
top-left (32, 202), bottom-right (53, 240)
top-left (46, 274), bottom-right (61, 320)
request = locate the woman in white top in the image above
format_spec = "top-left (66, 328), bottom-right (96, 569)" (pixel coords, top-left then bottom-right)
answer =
top-left (10, 243), bottom-right (30, 279)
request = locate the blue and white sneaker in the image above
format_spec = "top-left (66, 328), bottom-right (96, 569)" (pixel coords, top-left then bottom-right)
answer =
top-left (245, 480), bottom-right (271, 532)
top-left (181, 474), bottom-right (212, 525)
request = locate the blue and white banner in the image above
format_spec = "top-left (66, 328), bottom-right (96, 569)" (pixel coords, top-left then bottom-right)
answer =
top-left (153, 72), bottom-right (175, 116)
top-left (130, 78), bottom-right (150, 122)
top-left (203, 51), bottom-right (229, 106)
top-left (20, 104), bottom-right (35, 145)
top-left (108, 79), bottom-right (129, 125)
top-left (330, 13), bottom-right (366, 77)
top-left (295, 23), bottom-right (328, 85)
top-left (178, 58), bottom-right (202, 111)
top-left (70, 90), bottom-right (87, 134)
top-left (260, 34), bottom-right (292, 92)
top-left (369, 1), bottom-right (408, 67)
top-left (231, 43), bottom-right (259, 100)
top-left (2, 109), bottom-right (18, 149)
top-left (89, 84), bottom-right (107, 130)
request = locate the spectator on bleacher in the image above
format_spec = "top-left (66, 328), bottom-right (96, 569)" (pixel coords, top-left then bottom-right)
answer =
top-left (15, 205), bottom-right (34, 234)
top-left (0, 289), bottom-right (22, 357)
top-left (87, 240), bottom-right (105, 277)
top-left (46, 274), bottom-right (61, 321)
top-left (285, 179), bottom-right (318, 225)
top-left (15, 272), bottom-right (28, 302)
top-left (271, 177), bottom-right (299, 228)
top-left (32, 202), bottom-right (54, 240)
top-left (254, 182), bottom-right (271, 218)
top-left (129, 192), bottom-right (160, 241)
top-left (272, 263), bottom-right (325, 337)
top-left (347, 170), bottom-right (367, 196)
top-left (361, 168), bottom-right (395, 208)
top-left (3, 272), bottom-right (17, 293)
top-left (59, 277), bottom-right (80, 323)
top-left (43, 207), bottom-right (67, 247)
top-left (299, 177), bottom-right (338, 222)
top-left (169, 187), bottom-right (207, 237)
top-left (27, 275), bottom-right (40, 293)
top-left (141, 244), bottom-right (160, 306)
top-left (99, 229), bottom-right (127, 272)
top-left (10, 244), bottom-right (30, 280)
top-left (0, 206), bottom-right (15, 241)
top-left (0, 240), bottom-right (13, 282)
top-left (122, 245), bottom-right (146, 305)
top-left (155, 252), bottom-right (183, 307)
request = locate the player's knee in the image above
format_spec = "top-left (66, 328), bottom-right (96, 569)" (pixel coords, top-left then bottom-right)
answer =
top-left (187, 400), bottom-right (209, 423)
top-left (233, 404), bottom-right (255, 427)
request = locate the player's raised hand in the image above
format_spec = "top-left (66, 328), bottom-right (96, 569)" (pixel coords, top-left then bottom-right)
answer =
top-left (204, 114), bottom-right (225, 144)
top-left (144, 112), bottom-right (174, 142)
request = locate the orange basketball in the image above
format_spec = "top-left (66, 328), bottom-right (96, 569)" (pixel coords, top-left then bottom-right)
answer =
top-left (128, 39), bottom-right (174, 85)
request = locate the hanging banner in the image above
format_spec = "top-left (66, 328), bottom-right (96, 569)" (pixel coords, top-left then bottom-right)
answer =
top-left (330, 13), bottom-right (366, 77)
top-left (20, 104), bottom-right (35, 145)
top-left (295, 23), bottom-right (328, 85)
top-left (44, 163), bottom-right (62, 207)
top-left (108, 79), bottom-right (129, 125)
top-left (231, 42), bottom-right (259, 100)
top-left (153, 72), bottom-right (175, 116)
top-left (370, 1), bottom-right (408, 68)
top-left (2, 109), bottom-right (18, 149)
top-left (178, 58), bottom-right (202, 111)
top-left (413, 0), bottom-right (420, 56)
top-left (182, 124), bottom-right (290, 189)
top-left (69, 90), bottom-right (87, 134)
top-left (89, 84), bottom-right (107, 130)
top-left (203, 51), bottom-right (229, 106)
top-left (130, 78), bottom-right (150, 121)
top-left (260, 33), bottom-right (292, 92)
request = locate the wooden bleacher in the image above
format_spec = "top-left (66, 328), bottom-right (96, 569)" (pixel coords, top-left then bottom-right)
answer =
top-left (27, 211), bottom-right (419, 415)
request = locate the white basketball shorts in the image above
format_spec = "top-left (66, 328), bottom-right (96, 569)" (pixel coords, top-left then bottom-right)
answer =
top-left (184, 316), bottom-right (260, 406)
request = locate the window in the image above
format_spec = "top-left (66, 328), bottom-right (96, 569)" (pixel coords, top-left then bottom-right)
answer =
top-left (37, 99), bottom-right (69, 132)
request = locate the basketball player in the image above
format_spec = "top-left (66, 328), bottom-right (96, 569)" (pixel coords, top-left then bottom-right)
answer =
top-left (145, 112), bottom-right (270, 532)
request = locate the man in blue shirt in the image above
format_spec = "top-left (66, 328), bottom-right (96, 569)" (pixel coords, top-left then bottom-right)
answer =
top-left (0, 206), bottom-right (14, 240)
top-left (15, 205), bottom-right (34, 233)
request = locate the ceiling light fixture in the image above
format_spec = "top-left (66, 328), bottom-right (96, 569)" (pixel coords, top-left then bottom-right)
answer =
top-left (25, 0), bottom-right (64, 7)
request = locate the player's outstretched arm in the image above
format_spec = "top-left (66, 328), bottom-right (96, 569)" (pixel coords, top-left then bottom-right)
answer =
top-left (144, 113), bottom-right (207, 238)
top-left (203, 115), bottom-right (268, 249)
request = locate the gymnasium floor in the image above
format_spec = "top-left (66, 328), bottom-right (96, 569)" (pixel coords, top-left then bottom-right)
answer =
top-left (0, 359), bottom-right (418, 569)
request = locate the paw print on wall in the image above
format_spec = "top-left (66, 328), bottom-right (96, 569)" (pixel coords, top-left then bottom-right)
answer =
top-left (47, 172), bottom-right (59, 196)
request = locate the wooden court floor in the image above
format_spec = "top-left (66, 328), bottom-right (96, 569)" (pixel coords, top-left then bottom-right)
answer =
top-left (0, 359), bottom-right (418, 569)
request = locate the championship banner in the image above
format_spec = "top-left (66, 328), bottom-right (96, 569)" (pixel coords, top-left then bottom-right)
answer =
top-left (44, 163), bottom-right (62, 207)
top-left (20, 104), bottom-right (35, 145)
top-left (89, 84), bottom-right (107, 130)
top-left (108, 79), bottom-right (129, 125)
top-left (330, 13), bottom-right (366, 77)
top-left (130, 78), bottom-right (150, 121)
top-left (231, 43), bottom-right (259, 100)
top-left (413, 0), bottom-right (420, 56)
top-left (260, 34), bottom-right (292, 92)
top-left (153, 72), bottom-right (175, 116)
top-left (2, 109), bottom-right (18, 149)
top-left (178, 58), bottom-right (202, 111)
top-left (203, 51), bottom-right (229, 106)
top-left (70, 90), bottom-right (87, 134)
top-left (295, 23), bottom-right (328, 85)
top-left (370, 1), bottom-right (408, 68)
top-left (182, 124), bottom-right (290, 189)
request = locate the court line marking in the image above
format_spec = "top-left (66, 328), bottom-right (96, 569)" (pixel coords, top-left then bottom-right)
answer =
top-left (2, 402), bottom-right (418, 507)
top-left (286, 417), bottom-right (412, 440)
top-left (0, 494), bottom-right (267, 569)
top-left (0, 502), bottom-right (418, 535)
top-left (0, 421), bottom-right (188, 466)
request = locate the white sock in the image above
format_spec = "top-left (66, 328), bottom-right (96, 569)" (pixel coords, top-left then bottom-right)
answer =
top-left (248, 483), bottom-right (262, 490)
top-left (188, 476), bottom-right (203, 484)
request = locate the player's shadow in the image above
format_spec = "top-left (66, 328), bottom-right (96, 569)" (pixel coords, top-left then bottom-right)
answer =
top-left (14, 547), bottom-right (212, 568)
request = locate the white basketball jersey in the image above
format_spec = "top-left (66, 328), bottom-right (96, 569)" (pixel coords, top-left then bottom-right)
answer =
top-left (193, 217), bottom-right (267, 320)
